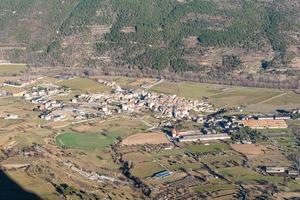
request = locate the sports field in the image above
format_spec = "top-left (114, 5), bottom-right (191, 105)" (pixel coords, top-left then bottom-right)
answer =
top-left (56, 117), bottom-right (148, 150)
top-left (0, 64), bottom-right (27, 75)
top-left (56, 132), bottom-right (114, 150)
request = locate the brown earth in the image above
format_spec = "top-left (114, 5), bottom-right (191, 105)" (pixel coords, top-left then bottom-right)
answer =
top-left (121, 132), bottom-right (170, 146)
top-left (71, 124), bottom-right (93, 133)
top-left (230, 144), bottom-right (267, 157)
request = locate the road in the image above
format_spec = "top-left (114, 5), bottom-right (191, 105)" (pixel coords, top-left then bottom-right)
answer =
top-left (144, 78), bottom-right (164, 90)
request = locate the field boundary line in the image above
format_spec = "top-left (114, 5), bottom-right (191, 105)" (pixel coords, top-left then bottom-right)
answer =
top-left (246, 92), bottom-right (288, 109)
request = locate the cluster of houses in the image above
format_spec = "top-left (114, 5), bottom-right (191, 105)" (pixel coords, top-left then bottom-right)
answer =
top-left (14, 79), bottom-right (214, 122)
top-left (71, 85), bottom-right (215, 121)
top-left (260, 166), bottom-right (300, 180)
top-left (23, 84), bottom-right (69, 121)
top-left (169, 109), bottom-right (297, 143)
top-left (2, 78), bottom-right (41, 88)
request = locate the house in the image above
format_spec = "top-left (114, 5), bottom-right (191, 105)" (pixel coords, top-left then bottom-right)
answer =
top-left (4, 114), bottom-right (18, 120)
top-left (288, 170), bottom-right (299, 177)
top-left (152, 170), bottom-right (172, 178)
top-left (257, 115), bottom-right (274, 120)
top-left (53, 114), bottom-right (65, 122)
top-left (178, 133), bottom-right (230, 142)
top-left (265, 167), bottom-right (285, 174)
top-left (274, 115), bottom-right (291, 120)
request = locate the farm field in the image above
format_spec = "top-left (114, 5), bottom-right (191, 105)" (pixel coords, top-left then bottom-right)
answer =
top-left (121, 132), bottom-right (170, 146)
top-left (250, 92), bottom-right (300, 113)
top-left (151, 81), bottom-right (223, 99)
top-left (218, 167), bottom-right (284, 184)
top-left (187, 142), bottom-right (230, 154)
top-left (131, 161), bottom-right (164, 178)
top-left (150, 81), bottom-right (299, 112)
top-left (194, 184), bottom-right (237, 193)
top-left (57, 117), bottom-right (148, 150)
top-left (230, 144), bottom-right (268, 158)
top-left (0, 64), bottom-right (27, 75)
top-left (210, 87), bottom-right (283, 108)
top-left (58, 77), bottom-right (111, 93)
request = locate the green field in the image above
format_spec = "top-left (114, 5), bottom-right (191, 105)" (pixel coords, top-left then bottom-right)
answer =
top-left (0, 64), bottom-right (27, 75)
top-left (210, 88), bottom-right (283, 108)
top-left (286, 180), bottom-right (300, 192)
top-left (131, 161), bottom-right (164, 178)
top-left (56, 132), bottom-right (115, 150)
top-left (218, 167), bottom-right (284, 184)
top-left (187, 143), bottom-right (230, 154)
top-left (56, 117), bottom-right (148, 150)
top-left (58, 77), bottom-right (111, 93)
top-left (151, 81), bottom-right (300, 113)
top-left (252, 92), bottom-right (300, 113)
top-left (151, 81), bottom-right (223, 99)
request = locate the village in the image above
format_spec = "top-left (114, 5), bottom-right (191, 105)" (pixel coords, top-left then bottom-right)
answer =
top-left (0, 75), bottom-right (300, 199)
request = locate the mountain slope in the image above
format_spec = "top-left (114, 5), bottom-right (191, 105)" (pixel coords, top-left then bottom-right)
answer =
top-left (1, 0), bottom-right (300, 77)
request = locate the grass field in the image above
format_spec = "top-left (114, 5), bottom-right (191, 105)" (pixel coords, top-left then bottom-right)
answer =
top-left (58, 77), bottom-right (110, 93)
top-left (56, 132), bottom-right (114, 150)
top-left (0, 64), bottom-right (27, 75)
top-left (210, 88), bottom-right (283, 108)
top-left (286, 180), bottom-right (300, 192)
top-left (151, 81), bottom-right (223, 99)
top-left (187, 142), bottom-right (230, 154)
top-left (252, 92), bottom-right (300, 113)
top-left (131, 161), bottom-right (164, 178)
top-left (149, 80), bottom-right (300, 113)
top-left (194, 184), bottom-right (237, 193)
top-left (57, 117), bottom-right (148, 150)
top-left (218, 167), bottom-right (284, 184)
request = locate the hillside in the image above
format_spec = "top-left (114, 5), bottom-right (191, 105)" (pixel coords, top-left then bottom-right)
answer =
top-left (1, 0), bottom-right (300, 84)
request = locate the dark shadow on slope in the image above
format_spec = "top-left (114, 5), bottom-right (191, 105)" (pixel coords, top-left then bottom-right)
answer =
top-left (0, 170), bottom-right (42, 200)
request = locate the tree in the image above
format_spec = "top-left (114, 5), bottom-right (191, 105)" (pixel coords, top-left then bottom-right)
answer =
top-left (261, 60), bottom-right (269, 70)
top-left (222, 55), bottom-right (242, 70)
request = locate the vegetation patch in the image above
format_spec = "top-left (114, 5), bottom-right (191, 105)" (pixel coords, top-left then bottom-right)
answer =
top-left (218, 167), bottom-right (284, 184)
top-left (56, 132), bottom-right (116, 150)
top-left (151, 81), bottom-right (223, 99)
top-left (0, 64), bottom-right (27, 75)
top-left (58, 77), bottom-right (110, 93)
top-left (187, 142), bottom-right (229, 154)
top-left (194, 184), bottom-right (237, 193)
top-left (131, 161), bottom-right (164, 178)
